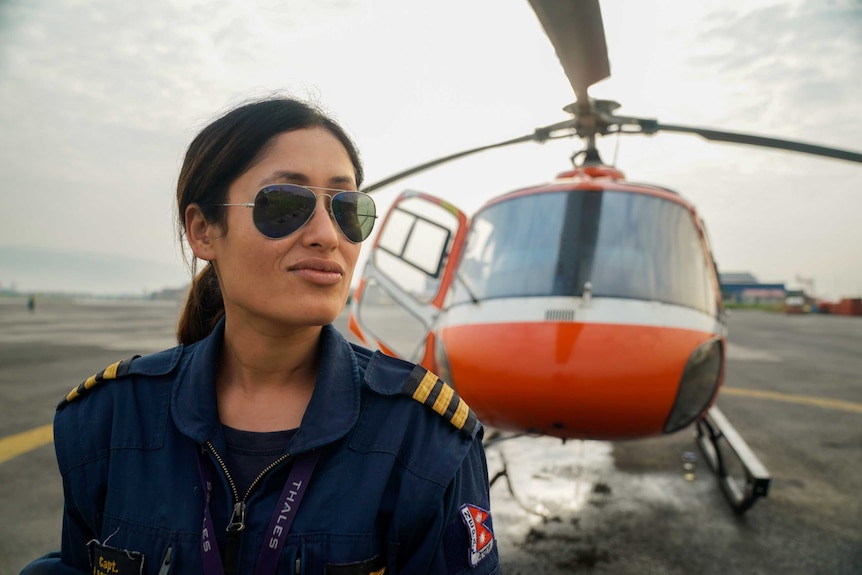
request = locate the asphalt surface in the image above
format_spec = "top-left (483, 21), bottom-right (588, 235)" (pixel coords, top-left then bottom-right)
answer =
top-left (1, 297), bottom-right (860, 574)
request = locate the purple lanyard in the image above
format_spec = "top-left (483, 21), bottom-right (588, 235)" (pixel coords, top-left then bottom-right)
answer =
top-left (196, 446), bottom-right (320, 575)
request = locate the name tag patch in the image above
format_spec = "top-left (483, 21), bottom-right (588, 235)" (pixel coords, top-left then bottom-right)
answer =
top-left (88, 540), bottom-right (144, 575)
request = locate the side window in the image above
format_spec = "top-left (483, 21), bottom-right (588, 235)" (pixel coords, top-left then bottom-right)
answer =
top-left (374, 197), bottom-right (459, 304)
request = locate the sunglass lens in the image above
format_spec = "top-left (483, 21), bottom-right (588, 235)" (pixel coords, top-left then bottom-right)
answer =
top-left (332, 192), bottom-right (376, 242)
top-left (252, 185), bottom-right (316, 239)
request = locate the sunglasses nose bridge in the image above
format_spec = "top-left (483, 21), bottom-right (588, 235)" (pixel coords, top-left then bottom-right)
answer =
top-left (311, 192), bottom-right (336, 219)
top-left (305, 192), bottom-right (342, 232)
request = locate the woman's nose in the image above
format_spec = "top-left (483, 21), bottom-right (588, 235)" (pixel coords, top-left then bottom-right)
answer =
top-left (301, 194), bottom-right (340, 245)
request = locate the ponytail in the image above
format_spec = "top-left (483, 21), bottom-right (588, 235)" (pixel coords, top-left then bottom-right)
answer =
top-left (177, 263), bottom-right (224, 345)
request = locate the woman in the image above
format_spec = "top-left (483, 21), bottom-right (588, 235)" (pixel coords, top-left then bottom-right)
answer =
top-left (22, 97), bottom-right (501, 574)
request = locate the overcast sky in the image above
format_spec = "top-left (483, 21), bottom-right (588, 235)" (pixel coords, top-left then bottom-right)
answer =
top-left (1, 0), bottom-right (860, 298)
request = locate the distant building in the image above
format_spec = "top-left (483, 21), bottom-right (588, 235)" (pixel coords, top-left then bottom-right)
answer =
top-left (720, 272), bottom-right (786, 305)
top-left (149, 286), bottom-right (189, 302)
top-left (718, 272), bottom-right (758, 285)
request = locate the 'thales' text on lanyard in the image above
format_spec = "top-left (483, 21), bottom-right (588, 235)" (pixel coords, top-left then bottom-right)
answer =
top-left (196, 446), bottom-right (320, 575)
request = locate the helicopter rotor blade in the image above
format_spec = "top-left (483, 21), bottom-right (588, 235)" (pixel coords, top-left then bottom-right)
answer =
top-left (361, 117), bottom-right (581, 193)
top-left (362, 131), bottom-right (551, 194)
top-left (528, 0), bottom-right (610, 102)
top-left (637, 120), bottom-right (862, 164)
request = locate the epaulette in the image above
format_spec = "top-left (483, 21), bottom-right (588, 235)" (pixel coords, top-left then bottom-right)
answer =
top-left (403, 364), bottom-right (479, 438)
top-left (58, 356), bottom-right (140, 409)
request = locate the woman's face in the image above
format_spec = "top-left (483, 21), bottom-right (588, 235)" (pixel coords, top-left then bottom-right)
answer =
top-left (202, 127), bottom-right (363, 331)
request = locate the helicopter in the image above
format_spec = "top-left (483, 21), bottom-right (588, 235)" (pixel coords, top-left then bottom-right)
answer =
top-left (347, 0), bottom-right (862, 513)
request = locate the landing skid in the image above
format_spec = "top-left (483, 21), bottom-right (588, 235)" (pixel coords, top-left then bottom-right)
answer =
top-left (695, 406), bottom-right (771, 513)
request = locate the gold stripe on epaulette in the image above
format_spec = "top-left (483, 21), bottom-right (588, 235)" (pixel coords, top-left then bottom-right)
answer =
top-left (404, 365), bottom-right (479, 437)
top-left (62, 359), bottom-right (125, 405)
top-left (450, 398), bottom-right (470, 429)
top-left (103, 360), bottom-right (121, 380)
top-left (83, 374), bottom-right (98, 390)
top-left (412, 370), bottom-right (438, 403)
top-left (432, 383), bottom-right (454, 417)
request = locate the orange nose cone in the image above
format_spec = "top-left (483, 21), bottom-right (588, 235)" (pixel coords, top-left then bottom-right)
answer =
top-left (440, 321), bottom-right (715, 440)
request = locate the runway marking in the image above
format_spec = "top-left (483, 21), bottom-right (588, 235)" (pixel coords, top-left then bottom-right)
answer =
top-left (722, 387), bottom-right (862, 414)
top-left (725, 343), bottom-right (781, 362)
top-left (0, 424), bottom-right (53, 464)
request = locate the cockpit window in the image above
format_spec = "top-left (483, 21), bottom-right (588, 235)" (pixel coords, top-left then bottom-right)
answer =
top-left (453, 190), bottom-right (717, 315)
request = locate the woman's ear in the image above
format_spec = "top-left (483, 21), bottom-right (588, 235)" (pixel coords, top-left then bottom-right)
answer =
top-left (185, 204), bottom-right (218, 261)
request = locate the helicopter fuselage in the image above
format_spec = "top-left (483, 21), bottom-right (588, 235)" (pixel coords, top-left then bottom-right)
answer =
top-left (350, 166), bottom-right (727, 440)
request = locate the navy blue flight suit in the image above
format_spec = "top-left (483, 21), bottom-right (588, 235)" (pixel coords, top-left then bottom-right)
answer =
top-left (20, 320), bottom-right (501, 574)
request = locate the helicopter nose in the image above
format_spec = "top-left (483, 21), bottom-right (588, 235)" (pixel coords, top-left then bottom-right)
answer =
top-left (440, 320), bottom-right (717, 440)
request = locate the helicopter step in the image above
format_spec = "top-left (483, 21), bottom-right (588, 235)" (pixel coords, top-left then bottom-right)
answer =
top-left (695, 405), bottom-right (771, 514)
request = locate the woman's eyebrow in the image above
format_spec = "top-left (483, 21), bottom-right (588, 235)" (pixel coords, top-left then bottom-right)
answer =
top-left (327, 176), bottom-right (358, 190)
top-left (259, 171), bottom-right (357, 189)
top-left (259, 170), bottom-right (306, 186)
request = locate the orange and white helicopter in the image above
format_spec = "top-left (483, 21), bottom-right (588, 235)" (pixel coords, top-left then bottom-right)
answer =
top-left (348, 0), bottom-right (862, 513)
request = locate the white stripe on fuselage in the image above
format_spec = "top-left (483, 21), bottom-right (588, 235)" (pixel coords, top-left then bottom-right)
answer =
top-left (440, 296), bottom-right (725, 335)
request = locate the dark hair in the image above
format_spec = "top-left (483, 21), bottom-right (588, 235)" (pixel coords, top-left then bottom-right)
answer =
top-left (176, 96), bottom-right (364, 345)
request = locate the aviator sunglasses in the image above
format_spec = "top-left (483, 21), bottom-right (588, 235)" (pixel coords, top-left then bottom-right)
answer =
top-left (218, 184), bottom-right (377, 243)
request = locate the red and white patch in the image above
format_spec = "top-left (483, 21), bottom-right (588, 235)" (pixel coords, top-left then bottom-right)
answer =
top-left (459, 503), bottom-right (494, 567)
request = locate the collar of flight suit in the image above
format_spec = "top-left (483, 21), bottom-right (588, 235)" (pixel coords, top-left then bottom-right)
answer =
top-left (170, 317), bottom-right (362, 453)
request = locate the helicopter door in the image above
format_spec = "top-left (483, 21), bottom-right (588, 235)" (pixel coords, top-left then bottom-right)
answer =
top-left (350, 190), bottom-right (467, 364)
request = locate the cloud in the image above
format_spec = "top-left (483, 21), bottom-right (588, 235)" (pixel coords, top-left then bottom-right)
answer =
top-left (0, 0), bottom-right (860, 298)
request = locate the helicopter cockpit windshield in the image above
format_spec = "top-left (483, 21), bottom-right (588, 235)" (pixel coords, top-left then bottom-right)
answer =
top-left (453, 190), bottom-right (718, 316)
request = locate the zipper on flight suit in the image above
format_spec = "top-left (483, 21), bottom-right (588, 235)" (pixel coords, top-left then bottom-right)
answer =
top-left (203, 440), bottom-right (296, 574)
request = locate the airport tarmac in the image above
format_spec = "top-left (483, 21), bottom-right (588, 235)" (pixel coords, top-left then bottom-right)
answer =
top-left (1, 296), bottom-right (860, 574)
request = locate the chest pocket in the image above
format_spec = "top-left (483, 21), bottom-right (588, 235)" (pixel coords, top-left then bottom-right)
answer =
top-left (286, 533), bottom-right (387, 575)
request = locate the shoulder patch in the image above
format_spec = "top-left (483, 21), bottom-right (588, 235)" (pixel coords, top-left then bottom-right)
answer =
top-left (58, 356), bottom-right (140, 409)
top-left (403, 365), bottom-right (479, 438)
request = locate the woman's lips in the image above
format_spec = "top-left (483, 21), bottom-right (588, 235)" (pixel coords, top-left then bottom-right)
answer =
top-left (288, 259), bottom-right (345, 285)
